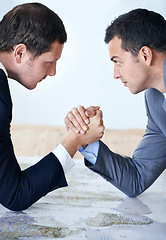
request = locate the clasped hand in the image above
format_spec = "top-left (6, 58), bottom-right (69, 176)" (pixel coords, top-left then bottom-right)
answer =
top-left (64, 105), bottom-right (105, 146)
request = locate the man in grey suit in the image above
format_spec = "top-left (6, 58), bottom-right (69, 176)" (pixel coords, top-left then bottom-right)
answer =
top-left (64, 8), bottom-right (166, 196)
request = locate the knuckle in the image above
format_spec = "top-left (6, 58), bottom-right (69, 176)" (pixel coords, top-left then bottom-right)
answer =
top-left (99, 119), bottom-right (103, 125)
top-left (98, 110), bottom-right (103, 117)
top-left (68, 111), bottom-right (74, 119)
top-left (64, 117), bottom-right (68, 124)
top-left (96, 118), bottom-right (102, 126)
top-left (78, 105), bottom-right (84, 110)
top-left (101, 125), bottom-right (104, 131)
top-left (71, 107), bottom-right (75, 113)
top-left (64, 116), bottom-right (70, 124)
top-left (73, 108), bottom-right (78, 115)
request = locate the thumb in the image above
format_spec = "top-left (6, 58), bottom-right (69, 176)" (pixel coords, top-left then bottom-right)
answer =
top-left (85, 106), bottom-right (100, 118)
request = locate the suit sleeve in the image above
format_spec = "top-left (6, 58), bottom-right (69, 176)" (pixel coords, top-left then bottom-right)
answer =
top-left (0, 72), bottom-right (67, 211)
top-left (0, 141), bottom-right (68, 211)
top-left (85, 90), bottom-right (166, 197)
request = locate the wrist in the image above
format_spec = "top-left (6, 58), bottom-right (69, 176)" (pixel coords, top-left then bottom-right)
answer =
top-left (61, 130), bottom-right (82, 158)
top-left (82, 144), bottom-right (88, 149)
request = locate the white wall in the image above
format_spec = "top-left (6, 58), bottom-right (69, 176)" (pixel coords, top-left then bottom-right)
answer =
top-left (2, 0), bottom-right (166, 129)
top-left (0, 1), bottom-right (13, 18)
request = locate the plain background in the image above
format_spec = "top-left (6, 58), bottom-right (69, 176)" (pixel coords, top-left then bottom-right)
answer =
top-left (1, 0), bottom-right (166, 129)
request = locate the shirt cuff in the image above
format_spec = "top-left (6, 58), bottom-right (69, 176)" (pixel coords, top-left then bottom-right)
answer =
top-left (52, 144), bottom-right (75, 173)
top-left (79, 141), bottom-right (99, 165)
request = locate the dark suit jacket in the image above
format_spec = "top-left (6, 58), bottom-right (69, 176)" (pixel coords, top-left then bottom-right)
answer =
top-left (85, 72), bottom-right (166, 197)
top-left (0, 69), bottom-right (67, 211)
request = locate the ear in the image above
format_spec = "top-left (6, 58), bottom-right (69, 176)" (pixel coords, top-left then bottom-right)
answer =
top-left (13, 44), bottom-right (27, 63)
top-left (138, 46), bottom-right (153, 66)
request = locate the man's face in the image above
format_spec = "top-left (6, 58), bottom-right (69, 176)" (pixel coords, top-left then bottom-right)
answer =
top-left (108, 36), bottom-right (149, 94)
top-left (16, 41), bottom-right (63, 90)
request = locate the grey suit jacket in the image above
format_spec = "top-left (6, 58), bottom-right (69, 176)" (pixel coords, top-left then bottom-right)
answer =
top-left (85, 66), bottom-right (166, 197)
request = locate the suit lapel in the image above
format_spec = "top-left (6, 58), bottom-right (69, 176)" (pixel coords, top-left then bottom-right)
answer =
top-left (162, 97), bottom-right (166, 112)
top-left (0, 69), bottom-right (12, 111)
top-left (163, 59), bottom-right (166, 112)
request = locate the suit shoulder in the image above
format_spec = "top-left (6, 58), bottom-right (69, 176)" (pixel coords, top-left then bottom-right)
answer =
top-left (145, 88), bottom-right (163, 103)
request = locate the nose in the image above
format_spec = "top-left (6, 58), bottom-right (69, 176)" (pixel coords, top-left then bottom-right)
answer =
top-left (113, 64), bottom-right (121, 79)
top-left (48, 62), bottom-right (57, 76)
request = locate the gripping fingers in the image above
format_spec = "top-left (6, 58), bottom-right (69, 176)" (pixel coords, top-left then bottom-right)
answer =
top-left (72, 107), bottom-right (89, 133)
top-left (64, 109), bottom-right (84, 134)
top-left (96, 110), bottom-right (103, 123)
top-left (64, 107), bottom-right (88, 134)
top-left (77, 105), bottom-right (90, 125)
top-left (64, 114), bottom-right (79, 134)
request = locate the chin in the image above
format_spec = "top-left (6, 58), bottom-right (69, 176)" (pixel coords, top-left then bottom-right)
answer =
top-left (17, 77), bottom-right (38, 90)
top-left (30, 85), bottom-right (37, 90)
top-left (130, 90), bottom-right (137, 94)
top-left (128, 86), bottom-right (141, 94)
top-left (130, 89), bottom-right (143, 94)
top-left (24, 84), bottom-right (37, 90)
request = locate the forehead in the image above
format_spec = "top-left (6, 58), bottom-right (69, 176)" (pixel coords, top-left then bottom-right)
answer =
top-left (38, 41), bottom-right (64, 60)
top-left (49, 41), bottom-right (63, 55)
top-left (108, 36), bottom-right (126, 58)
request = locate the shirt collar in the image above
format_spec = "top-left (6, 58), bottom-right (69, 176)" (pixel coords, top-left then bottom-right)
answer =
top-left (0, 62), bottom-right (8, 77)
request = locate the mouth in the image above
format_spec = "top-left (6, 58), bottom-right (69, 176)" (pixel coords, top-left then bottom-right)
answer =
top-left (122, 81), bottom-right (128, 87)
top-left (39, 76), bottom-right (47, 82)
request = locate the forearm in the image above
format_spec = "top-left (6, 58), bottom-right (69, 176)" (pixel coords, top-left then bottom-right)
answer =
top-left (85, 139), bottom-right (166, 197)
top-left (0, 143), bottom-right (67, 211)
top-left (61, 130), bottom-right (82, 158)
top-left (85, 141), bottom-right (141, 197)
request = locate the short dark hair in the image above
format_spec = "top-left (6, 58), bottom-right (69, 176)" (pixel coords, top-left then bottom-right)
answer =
top-left (105, 8), bottom-right (166, 55)
top-left (0, 2), bottom-right (67, 57)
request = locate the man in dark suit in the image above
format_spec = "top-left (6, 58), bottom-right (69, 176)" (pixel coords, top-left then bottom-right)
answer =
top-left (65, 9), bottom-right (166, 196)
top-left (0, 3), bottom-right (105, 211)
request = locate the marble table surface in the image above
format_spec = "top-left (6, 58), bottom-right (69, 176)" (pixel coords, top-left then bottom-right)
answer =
top-left (0, 156), bottom-right (165, 240)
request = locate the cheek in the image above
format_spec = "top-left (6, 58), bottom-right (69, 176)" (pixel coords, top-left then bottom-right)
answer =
top-left (33, 64), bottom-right (46, 77)
top-left (125, 67), bottom-right (136, 80)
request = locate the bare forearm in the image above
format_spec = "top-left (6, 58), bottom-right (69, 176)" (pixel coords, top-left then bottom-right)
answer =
top-left (61, 130), bottom-right (82, 158)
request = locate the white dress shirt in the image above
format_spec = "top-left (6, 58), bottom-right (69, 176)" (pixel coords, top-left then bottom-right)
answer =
top-left (52, 144), bottom-right (75, 173)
